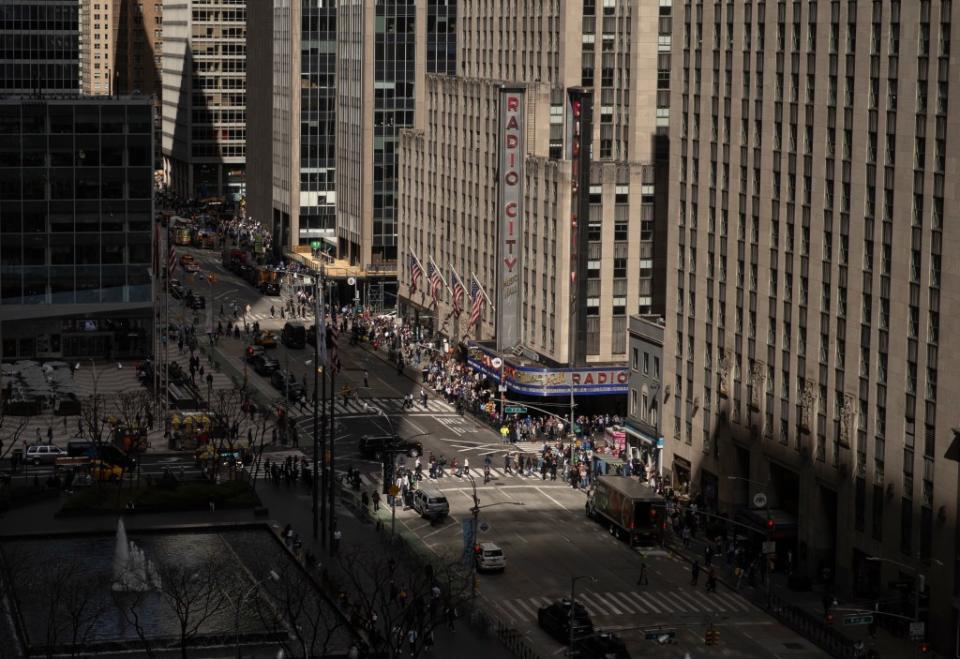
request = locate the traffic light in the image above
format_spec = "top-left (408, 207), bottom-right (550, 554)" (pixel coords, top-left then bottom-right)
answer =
top-left (766, 516), bottom-right (776, 538)
top-left (704, 628), bottom-right (719, 645)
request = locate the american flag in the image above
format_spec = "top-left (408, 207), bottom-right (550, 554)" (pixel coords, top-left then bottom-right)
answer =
top-left (326, 320), bottom-right (341, 373)
top-left (451, 269), bottom-right (465, 317)
top-left (427, 260), bottom-right (442, 307)
top-left (469, 276), bottom-right (485, 329)
top-left (409, 254), bottom-right (423, 295)
top-left (167, 243), bottom-right (176, 279)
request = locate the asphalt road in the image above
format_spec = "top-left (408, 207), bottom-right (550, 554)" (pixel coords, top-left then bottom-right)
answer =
top-left (162, 245), bottom-right (829, 658)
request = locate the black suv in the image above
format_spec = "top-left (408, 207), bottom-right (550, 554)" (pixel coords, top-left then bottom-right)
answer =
top-left (259, 281), bottom-right (281, 296)
top-left (270, 369), bottom-right (298, 391)
top-left (252, 354), bottom-right (280, 376)
top-left (358, 435), bottom-right (423, 460)
top-left (185, 292), bottom-right (205, 309)
top-left (537, 599), bottom-right (594, 645)
top-left (245, 345), bottom-right (265, 363)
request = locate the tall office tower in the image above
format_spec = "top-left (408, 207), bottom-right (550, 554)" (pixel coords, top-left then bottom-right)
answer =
top-left (161, 0), bottom-right (246, 199)
top-left (113, 0), bottom-right (163, 97)
top-left (665, 1), bottom-right (959, 652)
top-left (397, 1), bottom-right (669, 415)
top-left (0, 98), bottom-right (155, 360)
top-left (0, 0), bottom-right (80, 95)
top-left (335, 0), bottom-right (457, 286)
top-left (246, 0), bottom-right (338, 256)
top-left (79, 0), bottom-right (112, 95)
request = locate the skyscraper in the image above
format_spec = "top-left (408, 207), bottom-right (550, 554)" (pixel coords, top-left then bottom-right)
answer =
top-left (665, 0), bottom-right (958, 651)
top-left (246, 0), bottom-right (338, 255)
top-left (335, 0), bottom-right (456, 282)
top-left (0, 98), bottom-right (155, 360)
top-left (161, 0), bottom-right (246, 199)
top-left (0, 0), bottom-right (80, 95)
top-left (396, 1), bottom-right (669, 414)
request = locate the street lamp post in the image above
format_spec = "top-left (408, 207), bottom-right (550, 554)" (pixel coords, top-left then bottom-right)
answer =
top-left (465, 473), bottom-right (524, 599)
top-left (232, 569), bottom-right (279, 658)
top-left (569, 575), bottom-right (598, 654)
top-left (865, 556), bottom-right (934, 624)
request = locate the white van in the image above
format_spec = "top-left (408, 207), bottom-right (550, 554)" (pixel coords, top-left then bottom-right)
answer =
top-left (475, 542), bottom-right (506, 572)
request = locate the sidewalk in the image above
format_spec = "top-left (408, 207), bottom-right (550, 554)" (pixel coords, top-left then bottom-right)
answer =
top-left (664, 530), bottom-right (920, 658)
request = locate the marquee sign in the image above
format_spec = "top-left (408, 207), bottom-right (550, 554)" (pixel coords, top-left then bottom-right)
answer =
top-left (496, 87), bottom-right (526, 352)
top-left (467, 345), bottom-right (628, 396)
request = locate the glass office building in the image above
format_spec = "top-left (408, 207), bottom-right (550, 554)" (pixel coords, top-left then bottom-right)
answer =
top-left (0, 98), bottom-right (154, 360)
top-left (0, 0), bottom-right (79, 95)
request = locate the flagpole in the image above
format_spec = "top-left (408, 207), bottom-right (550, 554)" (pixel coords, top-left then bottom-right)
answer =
top-left (318, 270), bottom-right (328, 549)
top-left (328, 341), bottom-right (336, 554)
top-left (312, 273), bottom-right (321, 541)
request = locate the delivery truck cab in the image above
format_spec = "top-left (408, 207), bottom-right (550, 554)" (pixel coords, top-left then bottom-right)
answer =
top-left (585, 475), bottom-right (665, 546)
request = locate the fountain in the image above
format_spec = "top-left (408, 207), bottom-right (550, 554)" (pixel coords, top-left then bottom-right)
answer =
top-left (111, 519), bottom-right (162, 592)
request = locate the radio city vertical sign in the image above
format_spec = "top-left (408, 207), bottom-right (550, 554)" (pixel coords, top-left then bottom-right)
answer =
top-left (566, 88), bottom-right (593, 364)
top-left (497, 87), bottom-right (526, 352)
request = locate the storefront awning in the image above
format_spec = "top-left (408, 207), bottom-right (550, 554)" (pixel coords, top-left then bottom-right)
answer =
top-left (623, 422), bottom-right (660, 447)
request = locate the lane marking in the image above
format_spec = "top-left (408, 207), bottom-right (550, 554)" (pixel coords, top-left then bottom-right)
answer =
top-left (534, 487), bottom-right (566, 509)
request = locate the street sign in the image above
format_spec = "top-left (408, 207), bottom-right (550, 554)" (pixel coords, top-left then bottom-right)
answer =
top-left (761, 540), bottom-right (776, 555)
top-left (504, 406), bottom-right (527, 414)
top-left (388, 485), bottom-right (400, 497)
top-left (842, 615), bottom-right (874, 626)
top-left (498, 384), bottom-right (507, 392)
top-left (753, 492), bottom-right (768, 509)
top-left (348, 277), bottom-right (356, 286)
top-left (909, 621), bottom-right (925, 640)
top-left (310, 240), bottom-right (321, 249)
top-left (491, 357), bottom-right (503, 368)
top-left (479, 521), bottom-right (489, 532)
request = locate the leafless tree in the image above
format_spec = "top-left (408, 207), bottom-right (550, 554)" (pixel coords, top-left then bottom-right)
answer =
top-left (112, 587), bottom-right (158, 659)
top-left (334, 543), bottom-right (473, 658)
top-left (252, 562), bottom-right (349, 658)
top-left (154, 558), bottom-right (230, 659)
top-left (204, 386), bottom-right (271, 488)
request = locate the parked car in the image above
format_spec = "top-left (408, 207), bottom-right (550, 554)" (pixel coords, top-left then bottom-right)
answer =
top-left (183, 261), bottom-right (201, 273)
top-left (252, 354), bottom-right (280, 376)
top-left (474, 542), bottom-right (506, 572)
top-left (411, 489), bottom-right (450, 520)
top-left (259, 281), bottom-right (281, 296)
top-left (169, 280), bottom-right (186, 299)
top-left (25, 444), bottom-right (67, 465)
top-left (245, 345), bottom-right (265, 363)
top-left (254, 330), bottom-right (278, 348)
top-left (179, 254), bottom-right (195, 267)
top-left (537, 599), bottom-right (594, 645)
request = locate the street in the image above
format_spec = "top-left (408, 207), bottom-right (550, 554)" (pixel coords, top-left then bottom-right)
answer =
top-left (163, 242), bottom-right (825, 658)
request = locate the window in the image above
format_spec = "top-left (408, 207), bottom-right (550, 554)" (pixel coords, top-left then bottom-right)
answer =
top-left (632, 347), bottom-right (639, 370)
top-left (643, 352), bottom-right (650, 374)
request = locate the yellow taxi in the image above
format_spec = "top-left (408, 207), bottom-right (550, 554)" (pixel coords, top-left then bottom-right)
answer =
top-left (254, 330), bottom-right (278, 348)
top-left (90, 460), bottom-right (124, 482)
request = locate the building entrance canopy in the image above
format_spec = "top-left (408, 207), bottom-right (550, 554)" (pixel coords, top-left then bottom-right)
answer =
top-left (467, 344), bottom-right (628, 396)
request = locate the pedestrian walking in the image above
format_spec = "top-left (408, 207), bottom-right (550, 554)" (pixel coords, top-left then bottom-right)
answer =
top-left (706, 567), bottom-right (717, 593)
top-left (407, 628), bottom-right (417, 655)
top-left (636, 561), bottom-right (649, 586)
top-left (46, 426), bottom-right (52, 443)
top-left (704, 544), bottom-right (713, 567)
top-left (363, 369), bottom-right (369, 388)
top-left (690, 560), bottom-right (701, 585)
top-left (372, 491), bottom-right (381, 511)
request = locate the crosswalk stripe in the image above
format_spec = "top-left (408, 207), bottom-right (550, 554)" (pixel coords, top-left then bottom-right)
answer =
top-left (718, 592), bottom-right (751, 612)
top-left (647, 592), bottom-right (675, 613)
top-left (603, 592), bottom-right (637, 614)
top-left (659, 591), bottom-right (690, 613)
top-left (618, 591), bottom-right (651, 614)
top-left (631, 592), bottom-right (662, 614)
top-left (706, 594), bottom-right (727, 612)
top-left (677, 589), bottom-right (716, 612)
top-left (498, 599), bottom-right (529, 621)
top-left (513, 599), bottom-right (539, 618)
top-left (577, 592), bottom-right (612, 616)
top-left (588, 591), bottom-right (623, 615)
top-left (667, 589), bottom-right (701, 612)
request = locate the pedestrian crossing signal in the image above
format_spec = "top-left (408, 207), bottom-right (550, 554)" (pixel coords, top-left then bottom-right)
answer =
top-left (704, 628), bottom-right (719, 645)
